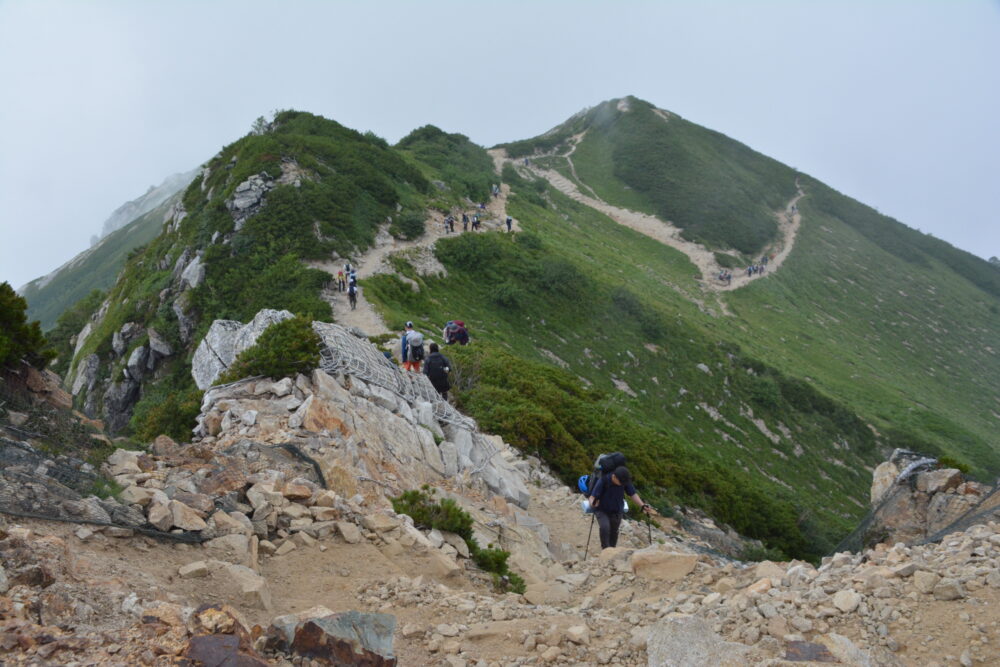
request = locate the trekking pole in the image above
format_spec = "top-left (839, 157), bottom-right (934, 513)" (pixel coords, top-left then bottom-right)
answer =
top-left (584, 513), bottom-right (595, 559)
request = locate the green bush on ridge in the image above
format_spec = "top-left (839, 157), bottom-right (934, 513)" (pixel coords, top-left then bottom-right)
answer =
top-left (392, 486), bottom-right (526, 593)
top-left (0, 282), bottom-right (53, 370)
top-left (217, 316), bottom-right (322, 384)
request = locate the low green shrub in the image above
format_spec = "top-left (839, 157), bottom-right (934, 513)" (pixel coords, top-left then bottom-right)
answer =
top-left (936, 456), bottom-right (971, 475)
top-left (391, 211), bottom-right (426, 240)
top-left (392, 486), bottom-right (526, 593)
top-left (0, 282), bottom-right (53, 370)
top-left (89, 476), bottom-right (124, 500)
top-left (130, 379), bottom-right (203, 443)
top-left (714, 252), bottom-right (741, 268)
top-left (489, 281), bottom-right (525, 309)
top-left (217, 316), bottom-right (321, 384)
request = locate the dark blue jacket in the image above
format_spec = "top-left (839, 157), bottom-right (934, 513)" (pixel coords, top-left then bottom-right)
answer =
top-left (591, 476), bottom-right (636, 514)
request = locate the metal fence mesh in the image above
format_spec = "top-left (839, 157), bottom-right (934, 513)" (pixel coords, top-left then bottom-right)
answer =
top-left (313, 322), bottom-right (475, 430)
top-left (834, 458), bottom-right (1000, 555)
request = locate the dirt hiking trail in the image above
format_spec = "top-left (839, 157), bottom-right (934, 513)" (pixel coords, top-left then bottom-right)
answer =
top-left (491, 136), bottom-right (806, 296)
top-left (308, 177), bottom-right (519, 337)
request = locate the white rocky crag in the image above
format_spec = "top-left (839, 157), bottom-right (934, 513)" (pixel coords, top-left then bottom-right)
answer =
top-left (193, 367), bottom-right (530, 512)
top-left (191, 309), bottom-right (295, 389)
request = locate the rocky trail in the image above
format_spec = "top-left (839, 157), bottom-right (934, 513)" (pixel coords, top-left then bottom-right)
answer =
top-left (491, 137), bottom-right (806, 299)
top-left (4, 314), bottom-right (1000, 665)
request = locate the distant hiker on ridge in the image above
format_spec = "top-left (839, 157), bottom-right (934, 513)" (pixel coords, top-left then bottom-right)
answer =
top-left (506, 216), bottom-right (513, 232)
top-left (423, 342), bottom-right (452, 399)
top-left (587, 466), bottom-right (654, 550)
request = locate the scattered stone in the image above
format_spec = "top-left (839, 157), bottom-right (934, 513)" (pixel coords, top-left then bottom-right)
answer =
top-left (179, 561), bottom-right (210, 578)
top-left (832, 590), bottom-right (862, 613)
top-left (337, 521), bottom-right (362, 544)
top-left (913, 571), bottom-right (941, 594)
top-left (629, 549), bottom-right (698, 581)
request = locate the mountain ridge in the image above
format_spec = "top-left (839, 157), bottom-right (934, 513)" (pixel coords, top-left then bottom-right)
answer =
top-left (24, 98), bottom-right (999, 559)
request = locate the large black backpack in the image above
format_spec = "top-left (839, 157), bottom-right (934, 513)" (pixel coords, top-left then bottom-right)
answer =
top-left (584, 452), bottom-right (626, 497)
top-left (424, 354), bottom-right (448, 381)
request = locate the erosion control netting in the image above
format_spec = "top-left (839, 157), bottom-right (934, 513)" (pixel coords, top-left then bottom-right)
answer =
top-left (917, 484), bottom-right (1000, 546)
top-left (834, 455), bottom-right (1000, 555)
top-left (0, 431), bottom-right (331, 543)
top-left (314, 322), bottom-right (476, 430)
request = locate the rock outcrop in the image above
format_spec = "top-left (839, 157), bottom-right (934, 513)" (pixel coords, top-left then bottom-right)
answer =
top-left (859, 449), bottom-right (993, 548)
top-left (191, 309), bottom-right (294, 389)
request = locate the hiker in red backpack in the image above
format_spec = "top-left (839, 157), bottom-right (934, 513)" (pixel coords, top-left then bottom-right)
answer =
top-left (443, 320), bottom-right (468, 345)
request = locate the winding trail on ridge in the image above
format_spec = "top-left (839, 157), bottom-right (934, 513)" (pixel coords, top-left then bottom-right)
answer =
top-left (308, 176), bottom-right (519, 337)
top-left (491, 138), bottom-right (806, 295)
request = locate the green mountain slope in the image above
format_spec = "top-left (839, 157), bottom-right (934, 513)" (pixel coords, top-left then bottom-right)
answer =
top-left (21, 197), bottom-right (178, 330)
top-left (504, 96), bottom-right (796, 255)
top-left (51, 102), bottom-right (1000, 561)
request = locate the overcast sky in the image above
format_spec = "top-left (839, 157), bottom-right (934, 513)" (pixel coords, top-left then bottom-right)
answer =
top-left (2, 0), bottom-right (998, 292)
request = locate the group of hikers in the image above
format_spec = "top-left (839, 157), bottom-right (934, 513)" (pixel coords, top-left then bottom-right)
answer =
top-left (715, 254), bottom-right (775, 285)
top-left (334, 263), bottom-right (359, 309)
top-left (399, 319), bottom-right (469, 399)
top-left (444, 212), bottom-right (482, 233)
top-left (442, 209), bottom-right (514, 234)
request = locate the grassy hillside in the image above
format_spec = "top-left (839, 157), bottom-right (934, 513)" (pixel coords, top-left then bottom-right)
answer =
top-left (503, 96), bottom-right (797, 255)
top-left (364, 183), bottom-right (894, 559)
top-left (727, 181), bottom-right (1000, 476)
top-left (22, 197), bottom-right (178, 330)
top-left (50, 103), bottom-right (999, 561)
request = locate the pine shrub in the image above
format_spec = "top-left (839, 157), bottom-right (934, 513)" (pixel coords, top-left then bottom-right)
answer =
top-left (217, 316), bottom-right (321, 384)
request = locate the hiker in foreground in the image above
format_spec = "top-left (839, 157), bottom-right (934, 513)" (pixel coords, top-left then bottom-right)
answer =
top-left (423, 342), bottom-right (452, 399)
top-left (588, 466), bottom-right (655, 550)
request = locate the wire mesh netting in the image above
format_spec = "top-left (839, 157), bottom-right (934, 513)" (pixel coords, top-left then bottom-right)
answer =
top-left (833, 452), bottom-right (1000, 555)
top-left (313, 322), bottom-right (476, 430)
top-left (0, 426), bottom-right (336, 542)
top-left (917, 485), bottom-right (1000, 546)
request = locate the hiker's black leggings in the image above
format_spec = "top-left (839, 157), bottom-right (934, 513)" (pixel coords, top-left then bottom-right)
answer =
top-left (596, 511), bottom-right (623, 549)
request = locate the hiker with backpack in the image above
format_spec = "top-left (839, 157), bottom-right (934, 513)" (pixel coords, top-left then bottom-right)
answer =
top-left (443, 320), bottom-right (469, 346)
top-left (423, 342), bottom-right (452, 399)
top-left (586, 460), bottom-right (655, 550)
top-left (506, 216), bottom-right (513, 232)
top-left (401, 321), bottom-right (425, 372)
top-left (347, 283), bottom-right (358, 310)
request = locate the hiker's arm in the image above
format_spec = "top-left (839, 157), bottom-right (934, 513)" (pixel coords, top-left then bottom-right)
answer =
top-left (630, 492), bottom-right (655, 514)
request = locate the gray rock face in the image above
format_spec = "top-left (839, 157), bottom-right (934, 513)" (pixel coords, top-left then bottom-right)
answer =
top-left (125, 345), bottom-right (149, 381)
top-left (180, 254), bottom-right (205, 289)
top-left (103, 379), bottom-right (140, 433)
top-left (172, 247), bottom-right (193, 282)
top-left (227, 173), bottom-right (275, 229)
top-left (112, 321), bottom-right (144, 358)
top-left (70, 353), bottom-right (99, 396)
top-left (191, 309), bottom-right (294, 389)
top-left (73, 322), bottom-right (93, 359)
top-left (147, 327), bottom-right (173, 358)
top-left (192, 320), bottom-right (242, 390)
top-left (173, 290), bottom-right (195, 344)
